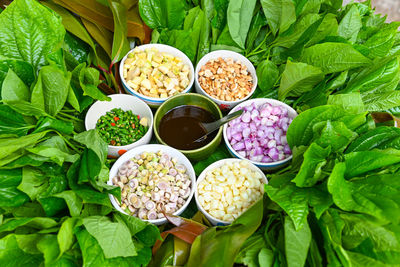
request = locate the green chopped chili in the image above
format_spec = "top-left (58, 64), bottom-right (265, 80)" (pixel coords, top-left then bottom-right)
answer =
top-left (96, 108), bottom-right (148, 146)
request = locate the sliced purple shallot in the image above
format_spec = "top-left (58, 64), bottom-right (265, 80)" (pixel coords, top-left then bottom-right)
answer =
top-left (227, 102), bottom-right (292, 163)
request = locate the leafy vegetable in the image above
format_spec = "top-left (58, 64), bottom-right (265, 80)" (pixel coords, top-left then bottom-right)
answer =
top-left (0, 1), bottom-right (159, 266)
top-left (261, 0), bottom-right (296, 36)
top-left (278, 60), bottom-right (324, 100)
top-left (139, 0), bottom-right (185, 30)
top-left (300, 42), bottom-right (371, 74)
top-left (227, 0), bottom-right (257, 49)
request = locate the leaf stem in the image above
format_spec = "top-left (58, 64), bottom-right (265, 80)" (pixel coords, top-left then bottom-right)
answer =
top-left (246, 31), bottom-right (271, 58)
top-left (55, 132), bottom-right (81, 154)
top-left (57, 112), bottom-right (83, 122)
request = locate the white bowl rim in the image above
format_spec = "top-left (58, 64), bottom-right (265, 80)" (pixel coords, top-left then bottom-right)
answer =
top-left (223, 98), bottom-right (298, 167)
top-left (108, 144), bottom-right (196, 224)
top-left (195, 158), bottom-right (267, 225)
top-left (194, 50), bottom-right (258, 104)
top-left (85, 94), bottom-right (154, 149)
top-left (119, 44), bottom-right (195, 102)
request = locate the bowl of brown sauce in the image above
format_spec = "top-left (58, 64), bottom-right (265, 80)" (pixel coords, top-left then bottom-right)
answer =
top-left (154, 93), bottom-right (223, 161)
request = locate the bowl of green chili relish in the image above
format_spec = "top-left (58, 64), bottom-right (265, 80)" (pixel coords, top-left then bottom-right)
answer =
top-left (85, 94), bottom-right (153, 158)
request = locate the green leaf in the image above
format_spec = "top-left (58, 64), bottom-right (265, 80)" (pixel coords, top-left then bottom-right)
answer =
top-left (364, 22), bottom-right (400, 58)
top-left (57, 217), bottom-right (79, 258)
top-left (261, 0), bottom-right (296, 35)
top-left (301, 42), bottom-right (371, 73)
top-left (0, 59), bottom-right (35, 91)
top-left (328, 93), bottom-right (365, 114)
top-left (0, 235), bottom-right (43, 266)
top-left (363, 90), bottom-right (400, 112)
top-left (63, 32), bottom-right (90, 65)
top-left (216, 24), bottom-right (241, 49)
top-left (75, 227), bottom-right (152, 267)
top-left (72, 186), bottom-right (113, 207)
top-left (31, 65), bottom-right (71, 116)
top-left (274, 13), bottom-right (320, 48)
top-left (278, 60), bottom-right (324, 100)
top-left (187, 200), bottom-right (263, 267)
top-left (2, 68), bottom-right (30, 103)
top-left (2, 100), bottom-right (48, 117)
top-left (315, 120), bottom-right (358, 151)
top-left (344, 148), bottom-right (400, 178)
top-left (159, 29), bottom-right (197, 62)
top-left (256, 60), bottom-right (279, 94)
top-left (17, 167), bottom-right (48, 200)
top-left (38, 197), bottom-right (67, 217)
top-left (37, 234), bottom-right (60, 265)
top-left (196, 8), bottom-right (211, 63)
top-left (210, 44), bottom-right (243, 53)
top-left (227, 0), bottom-right (257, 49)
top-left (292, 143), bottom-right (331, 187)
top-left (42, 1), bottom-right (97, 58)
top-left (306, 13), bottom-right (338, 47)
top-left (78, 64), bottom-right (110, 101)
top-left (285, 216), bottom-right (311, 267)
top-left (340, 213), bottom-right (400, 252)
top-left (245, 11), bottom-right (267, 52)
top-left (342, 57), bottom-right (399, 94)
top-left (33, 117), bottom-right (74, 135)
top-left (0, 0), bottom-right (65, 70)
top-left (0, 104), bottom-right (33, 136)
top-left (113, 212), bottom-right (150, 236)
top-left (139, 0), bottom-right (185, 30)
top-left (27, 140), bottom-right (79, 166)
top-left (14, 233), bottom-right (43, 254)
top-left (0, 217), bottom-right (58, 233)
top-left (235, 233), bottom-right (266, 266)
top-left (53, 191), bottom-right (83, 217)
top-left (82, 216), bottom-right (137, 258)
top-left (265, 175), bottom-right (333, 230)
top-left (0, 131), bottom-right (47, 161)
top-left (8, 202), bottom-right (46, 217)
top-left (346, 127), bottom-right (400, 152)
top-left (328, 162), bottom-right (400, 224)
top-left (287, 105), bottom-right (346, 147)
top-left (258, 248), bottom-right (274, 267)
top-left (211, 0), bottom-right (229, 31)
top-left (74, 129), bottom-right (108, 163)
top-left (0, 169), bottom-right (29, 208)
top-left (346, 251), bottom-right (392, 267)
top-left (109, 1), bottom-right (130, 62)
top-left (183, 6), bottom-right (207, 63)
top-left (338, 5), bottom-right (362, 42)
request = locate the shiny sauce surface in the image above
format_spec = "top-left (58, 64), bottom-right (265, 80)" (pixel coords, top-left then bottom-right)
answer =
top-left (159, 105), bottom-right (217, 150)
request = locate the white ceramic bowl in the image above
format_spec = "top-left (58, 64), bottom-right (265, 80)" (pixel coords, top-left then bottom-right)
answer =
top-left (119, 44), bottom-right (195, 108)
top-left (85, 94), bottom-right (153, 158)
top-left (223, 98), bottom-right (298, 171)
top-left (195, 158), bottom-right (267, 226)
top-left (195, 50), bottom-right (258, 110)
top-left (108, 144), bottom-right (196, 225)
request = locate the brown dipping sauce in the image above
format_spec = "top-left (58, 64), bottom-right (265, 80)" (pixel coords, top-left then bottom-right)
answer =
top-left (159, 105), bottom-right (218, 150)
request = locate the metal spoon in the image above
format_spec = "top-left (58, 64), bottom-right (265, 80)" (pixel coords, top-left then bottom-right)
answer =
top-left (193, 110), bottom-right (243, 143)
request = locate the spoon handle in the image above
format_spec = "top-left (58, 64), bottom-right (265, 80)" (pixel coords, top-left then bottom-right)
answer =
top-left (201, 110), bottom-right (243, 133)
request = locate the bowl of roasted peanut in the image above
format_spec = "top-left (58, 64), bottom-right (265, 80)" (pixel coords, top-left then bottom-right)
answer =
top-left (194, 50), bottom-right (258, 110)
top-left (120, 44), bottom-right (195, 108)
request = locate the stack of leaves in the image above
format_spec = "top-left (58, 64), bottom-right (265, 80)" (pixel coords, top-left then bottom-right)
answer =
top-left (236, 102), bottom-right (400, 266)
top-left (149, 198), bottom-right (265, 267)
top-left (0, 0), bottom-right (159, 266)
top-left (140, 0), bottom-right (400, 113)
top-left (41, 0), bottom-right (151, 93)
